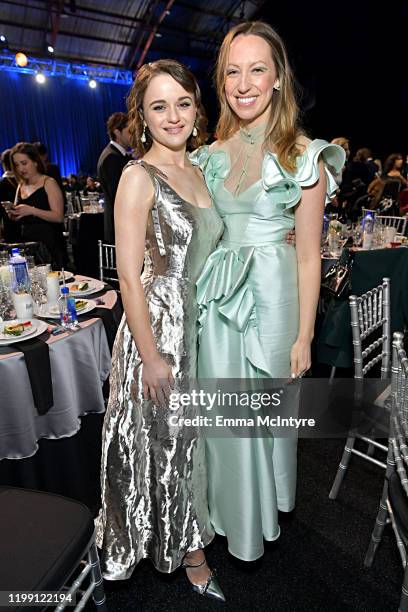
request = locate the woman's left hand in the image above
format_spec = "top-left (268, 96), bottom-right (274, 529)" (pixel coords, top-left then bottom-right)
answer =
top-left (9, 204), bottom-right (34, 220)
top-left (285, 229), bottom-right (296, 246)
top-left (290, 337), bottom-right (311, 378)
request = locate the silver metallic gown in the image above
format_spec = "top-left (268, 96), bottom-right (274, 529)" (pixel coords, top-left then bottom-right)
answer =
top-left (96, 160), bottom-right (223, 579)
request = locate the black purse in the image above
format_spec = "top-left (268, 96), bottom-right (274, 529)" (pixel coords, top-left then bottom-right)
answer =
top-left (321, 248), bottom-right (354, 299)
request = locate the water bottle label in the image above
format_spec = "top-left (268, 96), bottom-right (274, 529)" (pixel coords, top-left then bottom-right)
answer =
top-left (67, 297), bottom-right (78, 325)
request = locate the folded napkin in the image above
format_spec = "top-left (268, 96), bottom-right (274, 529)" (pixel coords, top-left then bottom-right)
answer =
top-left (13, 333), bottom-right (53, 415)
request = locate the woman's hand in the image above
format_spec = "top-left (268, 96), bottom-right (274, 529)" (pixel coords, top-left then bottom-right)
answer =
top-left (9, 204), bottom-right (33, 220)
top-left (141, 353), bottom-right (174, 408)
top-left (285, 229), bottom-right (296, 246)
top-left (290, 337), bottom-right (311, 378)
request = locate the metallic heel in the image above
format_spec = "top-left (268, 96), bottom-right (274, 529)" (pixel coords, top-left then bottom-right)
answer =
top-left (182, 558), bottom-right (226, 603)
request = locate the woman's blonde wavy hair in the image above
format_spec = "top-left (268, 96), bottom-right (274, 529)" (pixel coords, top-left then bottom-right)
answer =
top-left (127, 59), bottom-right (208, 157)
top-left (215, 21), bottom-right (303, 172)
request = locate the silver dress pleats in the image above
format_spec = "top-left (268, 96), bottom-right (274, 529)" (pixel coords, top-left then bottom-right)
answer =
top-left (96, 160), bottom-right (223, 579)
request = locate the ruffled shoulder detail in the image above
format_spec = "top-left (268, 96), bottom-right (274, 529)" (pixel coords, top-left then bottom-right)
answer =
top-left (189, 145), bottom-right (210, 169)
top-left (190, 145), bottom-right (229, 194)
top-left (262, 139), bottom-right (346, 208)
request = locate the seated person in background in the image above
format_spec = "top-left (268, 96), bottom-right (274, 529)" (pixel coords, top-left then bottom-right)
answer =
top-left (66, 173), bottom-right (82, 193)
top-left (8, 142), bottom-right (67, 269)
top-left (79, 175), bottom-right (88, 192)
top-left (0, 148), bottom-right (22, 242)
top-left (366, 176), bottom-right (385, 209)
top-left (331, 137), bottom-right (350, 186)
top-left (349, 148), bottom-right (377, 187)
top-left (383, 153), bottom-right (408, 190)
top-left (83, 176), bottom-right (102, 195)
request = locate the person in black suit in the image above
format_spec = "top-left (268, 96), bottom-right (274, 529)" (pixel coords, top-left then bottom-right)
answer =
top-left (97, 112), bottom-right (132, 244)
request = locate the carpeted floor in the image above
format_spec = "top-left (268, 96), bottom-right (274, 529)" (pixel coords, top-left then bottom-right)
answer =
top-left (101, 438), bottom-right (401, 611)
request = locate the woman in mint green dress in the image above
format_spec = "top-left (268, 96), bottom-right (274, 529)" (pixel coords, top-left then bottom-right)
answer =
top-left (193, 22), bottom-right (345, 561)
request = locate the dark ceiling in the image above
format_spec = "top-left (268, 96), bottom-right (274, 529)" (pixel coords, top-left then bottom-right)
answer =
top-left (0, 0), bottom-right (266, 72)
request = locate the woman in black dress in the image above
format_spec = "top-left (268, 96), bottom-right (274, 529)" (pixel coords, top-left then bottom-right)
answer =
top-left (9, 142), bottom-right (66, 268)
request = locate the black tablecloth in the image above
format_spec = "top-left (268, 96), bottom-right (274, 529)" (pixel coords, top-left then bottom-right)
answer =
top-left (0, 413), bottom-right (104, 514)
top-left (317, 247), bottom-right (408, 368)
top-left (69, 213), bottom-right (104, 278)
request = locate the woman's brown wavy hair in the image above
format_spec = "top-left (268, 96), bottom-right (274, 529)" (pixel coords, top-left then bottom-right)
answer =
top-left (10, 142), bottom-right (46, 180)
top-left (215, 21), bottom-right (303, 172)
top-left (127, 59), bottom-right (208, 157)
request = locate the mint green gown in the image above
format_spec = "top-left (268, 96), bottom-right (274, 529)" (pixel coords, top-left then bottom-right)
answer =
top-left (192, 139), bottom-right (345, 561)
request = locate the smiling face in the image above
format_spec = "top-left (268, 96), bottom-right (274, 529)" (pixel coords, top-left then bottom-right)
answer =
top-left (224, 34), bottom-right (279, 128)
top-left (142, 74), bottom-right (197, 152)
top-left (12, 153), bottom-right (39, 181)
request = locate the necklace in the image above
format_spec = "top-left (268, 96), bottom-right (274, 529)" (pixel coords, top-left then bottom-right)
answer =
top-left (233, 123), bottom-right (266, 196)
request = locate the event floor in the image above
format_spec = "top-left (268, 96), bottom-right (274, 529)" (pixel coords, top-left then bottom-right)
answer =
top-left (100, 438), bottom-right (400, 611)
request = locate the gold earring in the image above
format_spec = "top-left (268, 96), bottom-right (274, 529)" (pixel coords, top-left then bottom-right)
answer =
top-left (141, 121), bottom-right (147, 144)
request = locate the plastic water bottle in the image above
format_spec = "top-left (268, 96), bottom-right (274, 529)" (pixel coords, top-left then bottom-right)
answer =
top-left (9, 248), bottom-right (33, 319)
top-left (362, 213), bottom-right (375, 250)
top-left (58, 286), bottom-right (78, 329)
top-left (8, 248), bottom-right (31, 293)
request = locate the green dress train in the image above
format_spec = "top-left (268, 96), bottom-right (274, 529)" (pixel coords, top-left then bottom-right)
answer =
top-left (191, 136), bottom-right (345, 561)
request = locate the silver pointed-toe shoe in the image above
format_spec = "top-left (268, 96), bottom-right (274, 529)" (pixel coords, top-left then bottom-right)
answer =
top-left (182, 558), bottom-right (226, 603)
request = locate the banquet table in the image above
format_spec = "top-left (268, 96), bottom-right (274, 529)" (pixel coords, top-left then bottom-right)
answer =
top-left (317, 247), bottom-right (408, 369)
top-left (0, 276), bottom-right (122, 511)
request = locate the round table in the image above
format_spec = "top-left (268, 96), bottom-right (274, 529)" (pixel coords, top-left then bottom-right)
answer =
top-left (0, 276), bottom-right (122, 511)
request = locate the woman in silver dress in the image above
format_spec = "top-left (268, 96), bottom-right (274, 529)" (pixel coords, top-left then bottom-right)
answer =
top-left (96, 60), bottom-right (225, 602)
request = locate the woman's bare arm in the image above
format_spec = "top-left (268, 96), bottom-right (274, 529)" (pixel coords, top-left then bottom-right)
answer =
top-left (291, 159), bottom-right (326, 376)
top-left (115, 164), bottom-right (173, 403)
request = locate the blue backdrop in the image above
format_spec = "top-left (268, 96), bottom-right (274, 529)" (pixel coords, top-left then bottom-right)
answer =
top-left (0, 71), bottom-right (130, 176)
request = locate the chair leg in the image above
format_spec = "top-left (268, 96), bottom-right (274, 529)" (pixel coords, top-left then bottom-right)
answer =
top-left (364, 480), bottom-right (389, 567)
top-left (88, 538), bottom-right (107, 611)
top-left (399, 564), bottom-right (408, 612)
top-left (329, 436), bottom-right (356, 499)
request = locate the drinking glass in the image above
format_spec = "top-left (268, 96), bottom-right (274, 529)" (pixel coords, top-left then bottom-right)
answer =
top-left (26, 255), bottom-right (35, 269)
top-left (30, 267), bottom-right (48, 314)
top-left (0, 285), bottom-right (14, 321)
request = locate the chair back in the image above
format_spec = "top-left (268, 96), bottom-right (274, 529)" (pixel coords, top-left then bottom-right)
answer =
top-left (65, 192), bottom-right (75, 216)
top-left (98, 239), bottom-right (119, 291)
top-left (66, 191), bottom-right (82, 213)
top-left (362, 207), bottom-right (377, 218)
top-left (390, 332), bottom-right (408, 495)
top-left (349, 277), bottom-right (391, 379)
top-left (376, 215), bottom-right (407, 235)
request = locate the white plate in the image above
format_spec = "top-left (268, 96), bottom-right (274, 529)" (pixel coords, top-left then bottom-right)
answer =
top-left (0, 319), bottom-right (48, 345)
top-left (66, 279), bottom-right (105, 296)
top-left (43, 299), bottom-right (97, 318)
top-left (56, 270), bottom-right (74, 283)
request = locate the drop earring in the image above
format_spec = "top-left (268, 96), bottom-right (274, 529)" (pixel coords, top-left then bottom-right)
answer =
top-left (141, 121), bottom-right (147, 144)
top-left (192, 124), bottom-right (198, 138)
